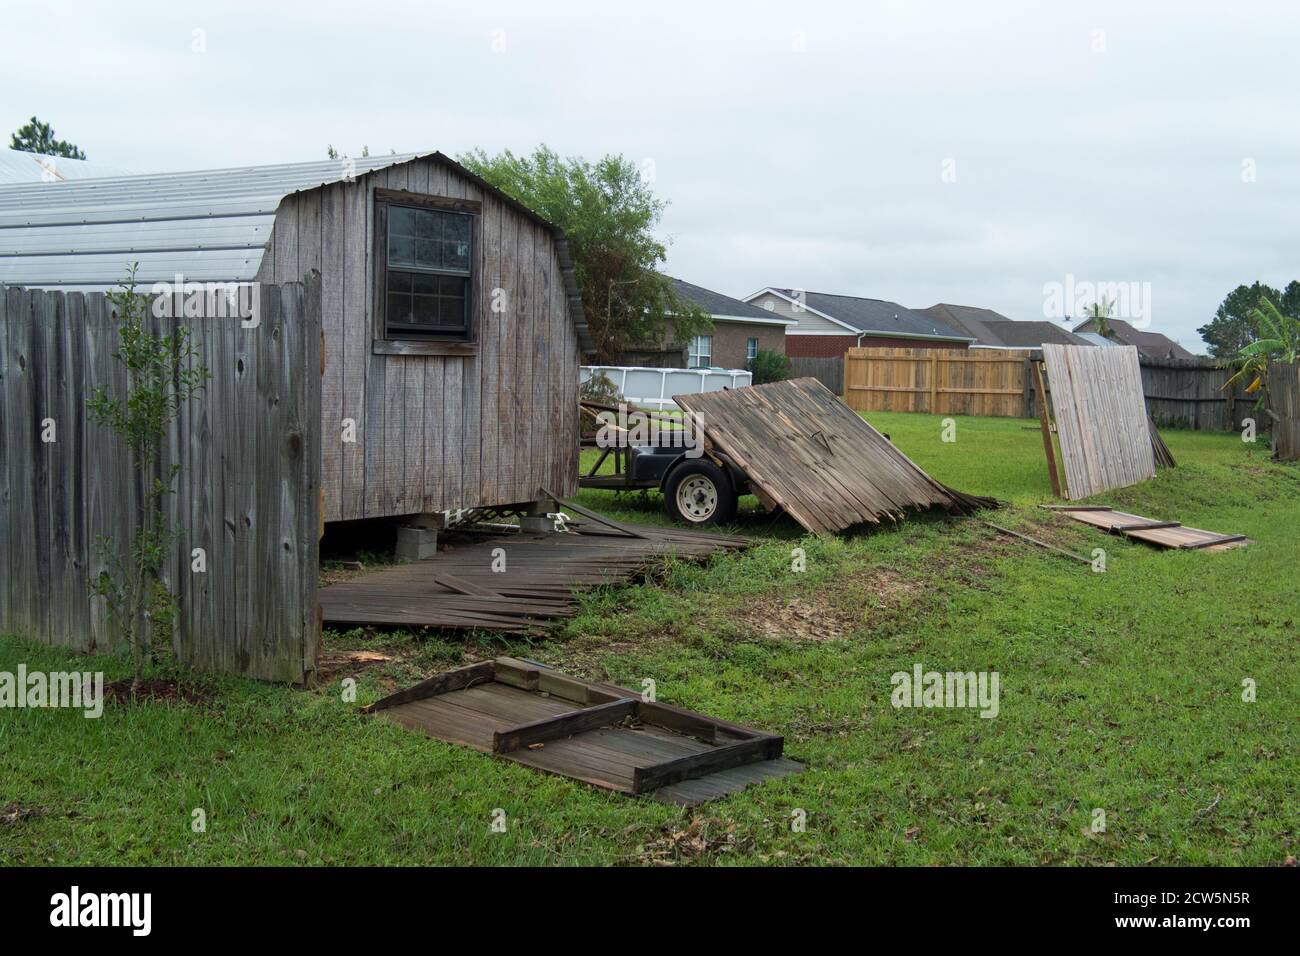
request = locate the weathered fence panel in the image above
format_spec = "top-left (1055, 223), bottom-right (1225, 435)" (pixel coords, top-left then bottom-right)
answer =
top-left (1269, 361), bottom-right (1300, 461)
top-left (1139, 356), bottom-right (1253, 432)
top-left (844, 347), bottom-right (1028, 417)
top-left (789, 356), bottom-right (844, 396)
top-left (0, 281), bottom-right (321, 682)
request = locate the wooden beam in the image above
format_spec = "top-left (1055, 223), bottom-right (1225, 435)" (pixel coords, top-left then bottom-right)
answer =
top-left (363, 660), bottom-right (495, 713)
top-left (1034, 362), bottom-right (1062, 498)
top-left (492, 698), bottom-right (638, 753)
top-left (542, 487), bottom-right (648, 539)
top-left (981, 521), bottom-right (1092, 566)
top-left (1179, 533), bottom-right (1249, 550)
top-left (1114, 521), bottom-right (1182, 532)
top-left (430, 572), bottom-right (502, 597)
top-left (632, 735), bottom-right (784, 793)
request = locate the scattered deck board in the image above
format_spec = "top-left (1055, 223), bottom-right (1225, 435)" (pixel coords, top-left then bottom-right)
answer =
top-left (673, 378), bottom-right (997, 536)
top-left (1047, 506), bottom-right (1250, 552)
top-left (319, 521), bottom-right (749, 633)
top-left (366, 658), bottom-right (802, 806)
top-left (1040, 345), bottom-right (1162, 499)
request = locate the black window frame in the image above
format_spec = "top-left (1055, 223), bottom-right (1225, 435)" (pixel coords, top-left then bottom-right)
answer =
top-left (372, 188), bottom-right (480, 356)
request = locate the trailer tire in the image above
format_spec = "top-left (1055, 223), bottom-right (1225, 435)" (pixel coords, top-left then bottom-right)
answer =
top-left (664, 459), bottom-right (737, 527)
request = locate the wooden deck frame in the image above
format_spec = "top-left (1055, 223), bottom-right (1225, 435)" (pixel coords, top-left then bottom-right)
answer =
top-left (365, 657), bottom-right (799, 805)
top-left (1043, 506), bottom-right (1250, 552)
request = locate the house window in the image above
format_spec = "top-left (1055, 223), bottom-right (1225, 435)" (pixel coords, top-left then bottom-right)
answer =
top-left (689, 335), bottom-right (712, 368)
top-left (377, 193), bottom-right (475, 343)
top-left (747, 337), bottom-right (759, 360)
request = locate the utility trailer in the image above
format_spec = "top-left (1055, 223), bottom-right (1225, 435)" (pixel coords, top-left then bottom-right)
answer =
top-left (578, 400), bottom-right (750, 526)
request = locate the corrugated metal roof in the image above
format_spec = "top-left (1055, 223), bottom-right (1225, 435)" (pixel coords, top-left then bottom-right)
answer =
top-left (0, 149), bottom-right (594, 353)
top-left (0, 152), bottom-right (424, 289)
top-left (1074, 331), bottom-right (1121, 347)
top-left (0, 148), bottom-right (138, 185)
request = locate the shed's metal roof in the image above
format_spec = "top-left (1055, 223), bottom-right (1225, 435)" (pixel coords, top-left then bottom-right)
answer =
top-left (0, 150), bottom-right (593, 352)
top-left (0, 153), bottom-right (422, 288)
top-left (0, 148), bottom-right (138, 185)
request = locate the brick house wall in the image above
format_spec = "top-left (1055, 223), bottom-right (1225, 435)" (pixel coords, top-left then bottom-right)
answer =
top-left (786, 334), bottom-right (968, 357)
top-left (708, 321), bottom-right (786, 368)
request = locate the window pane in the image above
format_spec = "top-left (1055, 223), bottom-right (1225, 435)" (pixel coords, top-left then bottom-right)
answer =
top-left (413, 210), bottom-right (440, 239)
top-left (412, 273), bottom-right (438, 296)
top-left (438, 296), bottom-right (466, 327)
top-left (442, 240), bottom-right (471, 271)
top-left (411, 295), bottom-right (439, 328)
top-left (440, 274), bottom-right (468, 296)
top-left (388, 270), bottom-right (412, 293)
top-left (389, 206), bottom-right (417, 238)
top-left (387, 292), bottom-right (411, 326)
top-left (444, 214), bottom-right (470, 243)
top-left (389, 236), bottom-right (417, 268)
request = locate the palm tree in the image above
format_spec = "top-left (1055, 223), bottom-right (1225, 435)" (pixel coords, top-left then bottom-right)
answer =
top-left (1083, 296), bottom-right (1116, 339)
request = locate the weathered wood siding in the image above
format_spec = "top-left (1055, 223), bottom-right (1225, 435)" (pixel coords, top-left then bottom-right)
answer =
top-left (0, 282), bottom-right (321, 682)
top-left (259, 156), bottom-right (580, 523)
top-left (1139, 355), bottom-right (1254, 432)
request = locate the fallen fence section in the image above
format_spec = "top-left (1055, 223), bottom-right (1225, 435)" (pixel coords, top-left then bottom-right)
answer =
top-left (1040, 345), bottom-right (1159, 500)
top-left (674, 377), bottom-right (997, 536)
top-left (0, 282), bottom-right (321, 682)
top-left (365, 657), bottom-right (802, 806)
top-left (1269, 361), bottom-right (1300, 461)
top-left (319, 519), bottom-right (749, 633)
top-left (1046, 506), bottom-right (1250, 552)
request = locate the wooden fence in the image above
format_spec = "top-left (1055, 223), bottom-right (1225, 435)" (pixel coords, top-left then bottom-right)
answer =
top-left (1139, 356), bottom-right (1254, 432)
top-left (844, 347), bottom-right (1029, 417)
top-left (1269, 361), bottom-right (1300, 460)
top-left (0, 282), bottom-right (321, 682)
top-left (789, 356), bottom-right (844, 396)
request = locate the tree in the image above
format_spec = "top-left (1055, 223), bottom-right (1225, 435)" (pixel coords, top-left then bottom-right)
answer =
top-left (1223, 296), bottom-right (1300, 405)
top-left (10, 116), bottom-right (86, 159)
top-left (1082, 295), bottom-right (1117, 339)
top-left (458, 145), bottom-right (710, 362)
top-left (87, 267), bottom-right (209, 689)
top-left (748, 348), bottom-right (791, 384)
top-left (1198, 282), bottom-right (1282, 358)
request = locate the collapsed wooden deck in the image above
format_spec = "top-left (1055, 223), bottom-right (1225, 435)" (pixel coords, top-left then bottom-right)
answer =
top-left (367, 657), bottom-right (802, 805)
top-left (319, 519), bottom-right (749, 633)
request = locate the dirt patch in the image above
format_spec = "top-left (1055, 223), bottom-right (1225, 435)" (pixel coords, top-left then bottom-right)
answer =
top-left (735, 568), bottom-right (924, 643)
top-left (0, 802), bottom-right (47, 827)
top-left (636, 816), bottom-right (744, 865)
top-left (104, 679), bottom-right (210, 706)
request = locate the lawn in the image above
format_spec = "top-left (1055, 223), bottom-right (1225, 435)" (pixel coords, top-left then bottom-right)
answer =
top-left (2, 411), bottom-right (1297, 866)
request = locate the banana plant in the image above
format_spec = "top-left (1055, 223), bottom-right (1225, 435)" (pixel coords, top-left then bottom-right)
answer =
top-left (1224, 296), bottom-right (1300, 403)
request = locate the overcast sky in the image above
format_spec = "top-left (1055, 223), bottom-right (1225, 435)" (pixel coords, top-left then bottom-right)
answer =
top-left (7, 0), bottom-right (1298, 351)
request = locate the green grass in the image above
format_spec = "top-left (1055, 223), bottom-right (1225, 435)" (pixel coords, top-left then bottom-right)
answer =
top-left (3, 411), bottom-right (1297, 865)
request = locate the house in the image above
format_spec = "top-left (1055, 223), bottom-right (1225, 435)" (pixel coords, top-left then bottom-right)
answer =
top-left (0, 150), bottom-right (591, 526)
top-left (1071, 318), bottom-right (1197, 360)
top-left (923, 303), bottom-right (1092, 349)
top-left (0, 147), bottom-right (138, 184)
top-left (744, 288), bottom-right (973, 356)
top-left (668, 277), bottom-right (795, 368)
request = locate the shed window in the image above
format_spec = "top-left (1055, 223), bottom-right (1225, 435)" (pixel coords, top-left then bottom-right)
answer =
top-left (380, 201), bottom-right (474, 341)
top-left (689, 335), bottom-right (712, 368)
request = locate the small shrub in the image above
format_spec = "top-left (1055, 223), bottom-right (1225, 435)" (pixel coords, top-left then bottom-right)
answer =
top-left (748, 348), bottom-right (792, 384)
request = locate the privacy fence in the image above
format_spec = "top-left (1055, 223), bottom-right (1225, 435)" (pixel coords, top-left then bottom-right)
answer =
top-left (1269, 361), bottom-right (1300, 460)
top-left (0, 281), bottom-right (321, 682)
top-left (838, 346), bottom-right (1264, 431)
top-left (843, 347), bottom-right (1030, 418)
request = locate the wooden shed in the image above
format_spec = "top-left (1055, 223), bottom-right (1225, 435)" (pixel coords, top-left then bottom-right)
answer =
top-left (0, 150), bottom-right (591, 523)
top-left (0, 151), bottom-right (592, 682)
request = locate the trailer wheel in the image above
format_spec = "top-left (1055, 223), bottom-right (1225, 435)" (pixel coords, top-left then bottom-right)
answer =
top-left (664, 460), bottom-right (737, 526)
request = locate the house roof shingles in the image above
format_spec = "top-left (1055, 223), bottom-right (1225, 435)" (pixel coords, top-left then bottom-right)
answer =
top-left (668, 276), bottom-right (790, 323)
top-left (769, 289), bottom-right (971, 340)
top-left (1071, 318), bottom-right (1197, 360)
top-left (923, 303), bottom-right (1089, 348)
